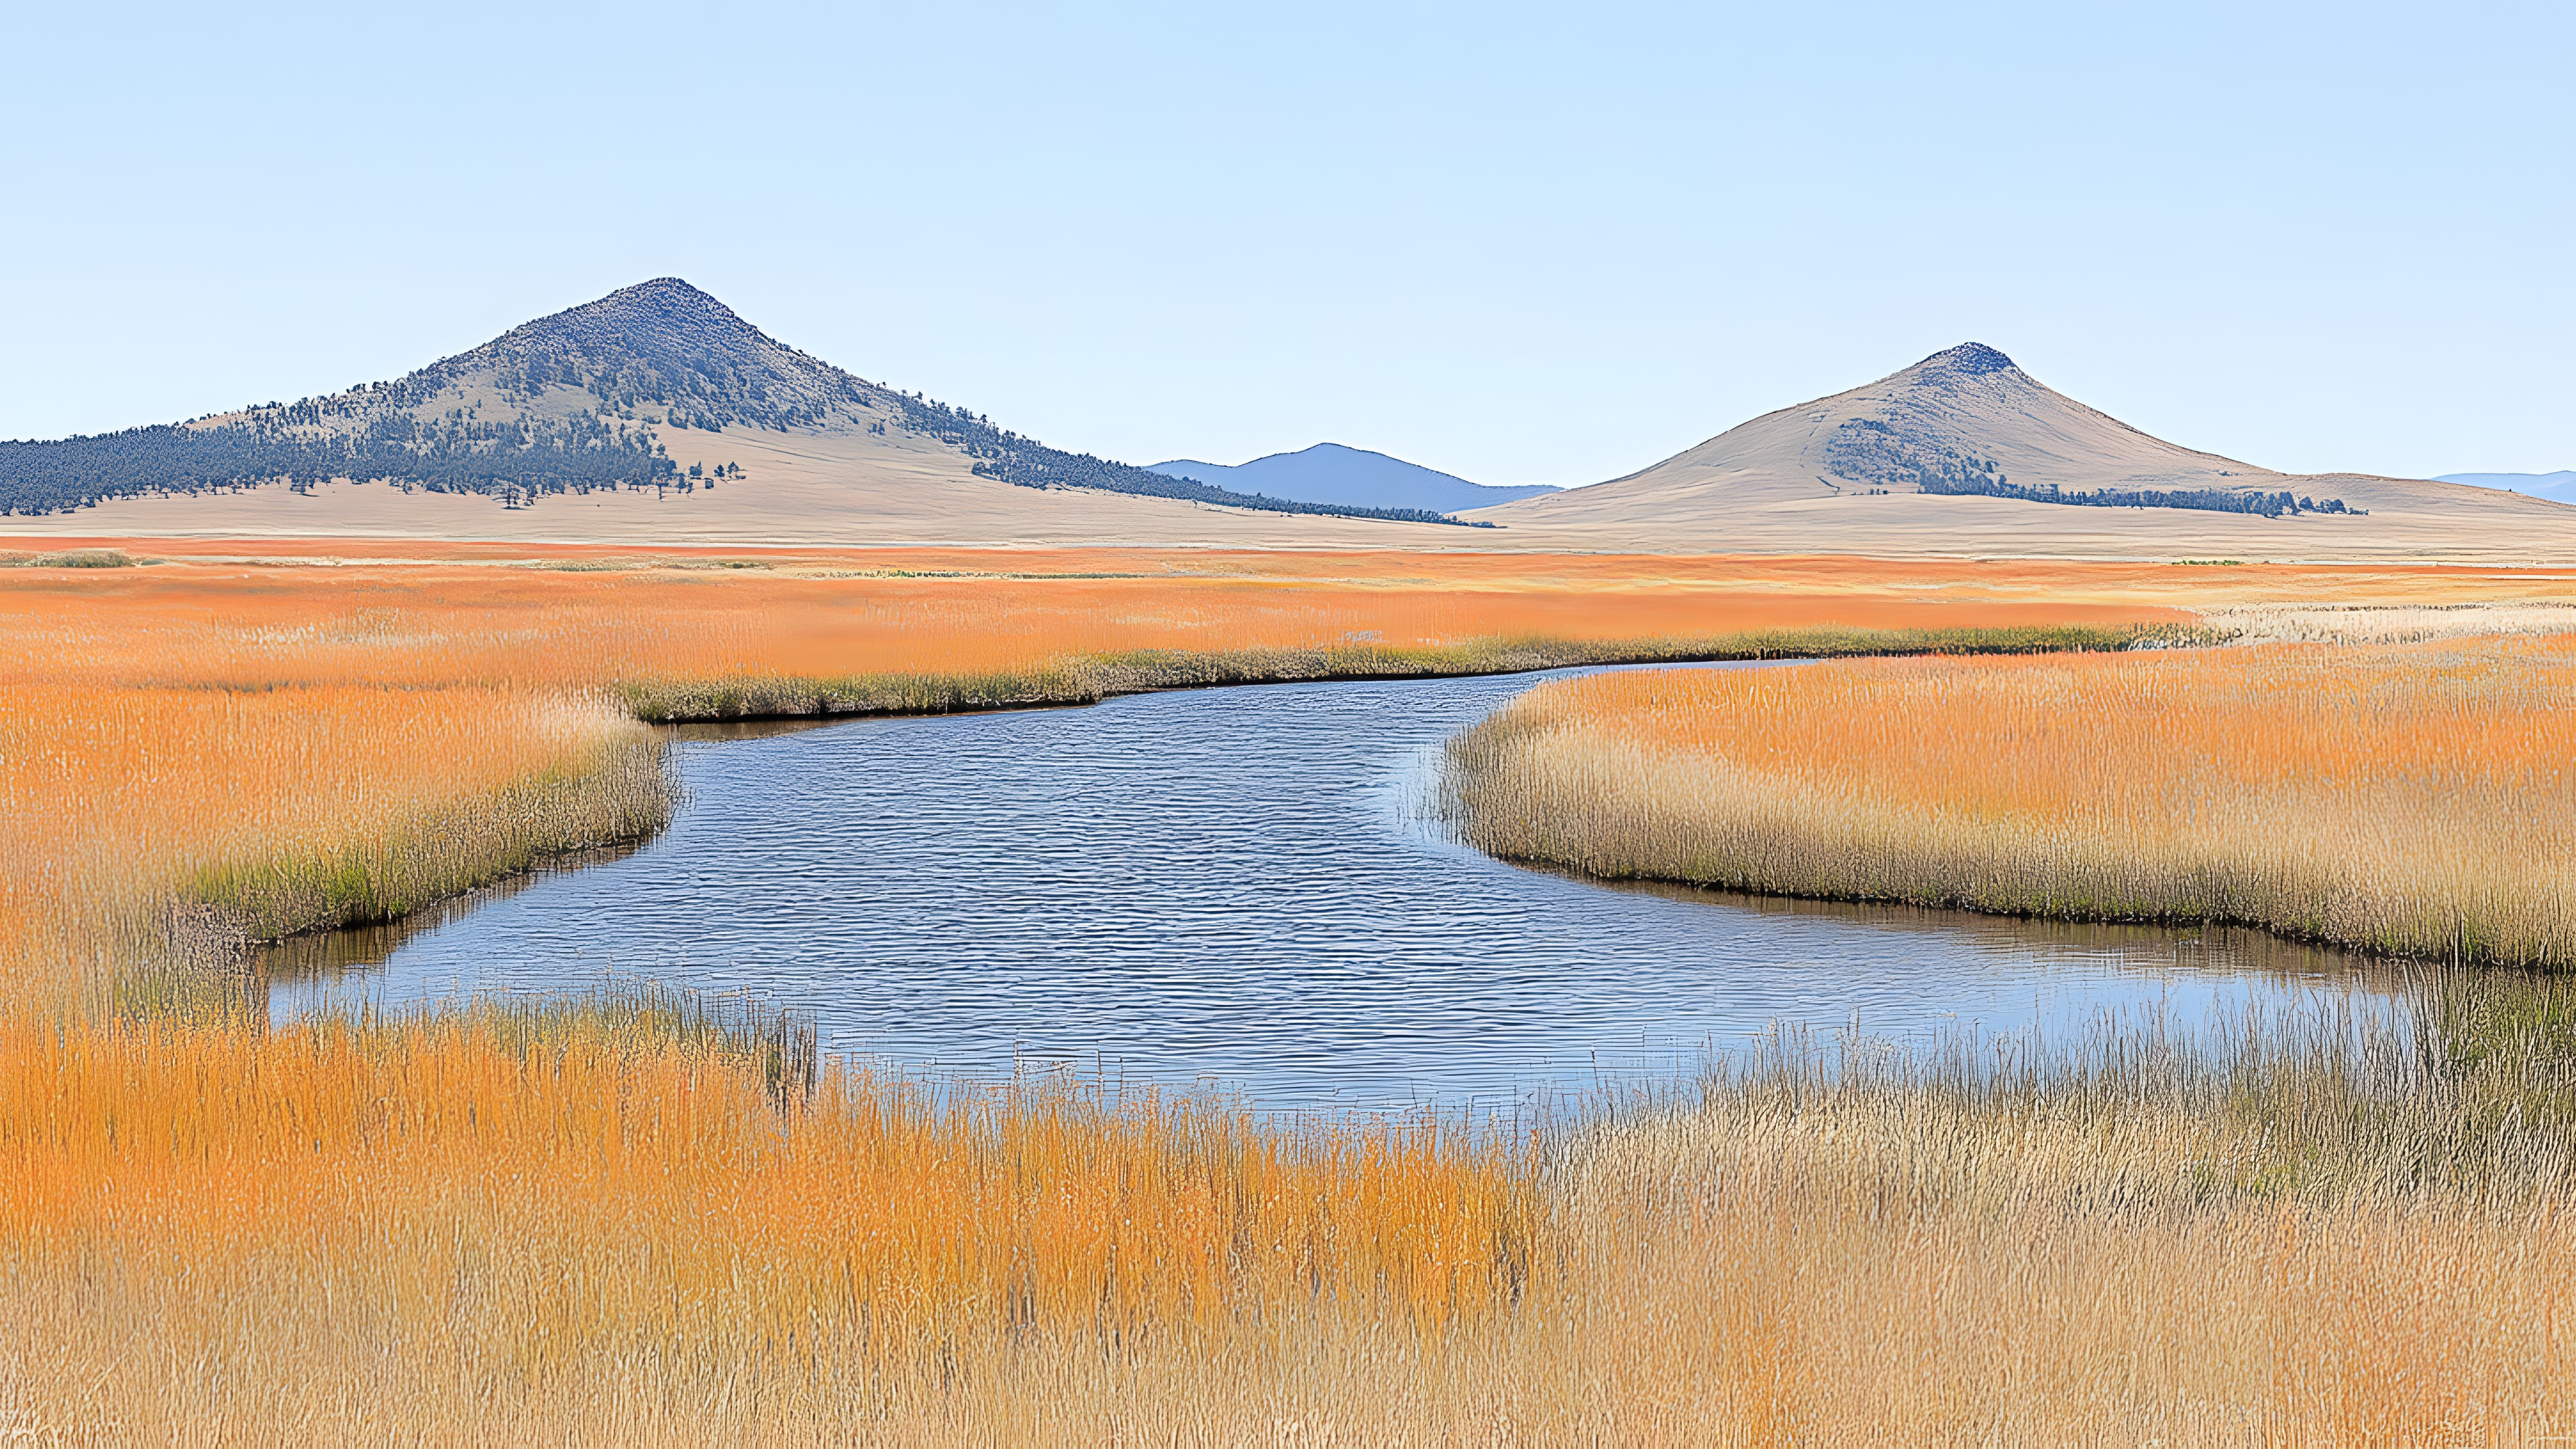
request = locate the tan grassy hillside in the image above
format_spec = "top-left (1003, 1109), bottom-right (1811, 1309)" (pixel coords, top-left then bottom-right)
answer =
top-left (1471, 343), bottom-right (2576, 562)
top-left (8, 431), bottom-right (1474, 549)
top-left (14, 307), bottom-right (2573, 559)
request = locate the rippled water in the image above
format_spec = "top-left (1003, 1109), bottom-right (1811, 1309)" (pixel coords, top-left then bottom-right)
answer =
top-left (269, 665), bottom-right (2406, 1110)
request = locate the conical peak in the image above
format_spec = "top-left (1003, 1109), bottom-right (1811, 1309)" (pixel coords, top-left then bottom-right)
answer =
top-left (587, 277), bottom-right (735, 325)
top-left (392, 277), bottom-right (862, 433)
top-left (1911, 341), bottom-right (2018, 380)
top-left (514, 277), bottom-right (756, 354)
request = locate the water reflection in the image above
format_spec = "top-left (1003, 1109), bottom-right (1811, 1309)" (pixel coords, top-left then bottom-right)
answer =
top-left (268, 665), bottom-right (2429, 1111)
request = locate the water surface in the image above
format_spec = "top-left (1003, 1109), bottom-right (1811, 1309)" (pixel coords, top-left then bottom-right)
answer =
top-left (270, 666), bottom-right (2406, 1110)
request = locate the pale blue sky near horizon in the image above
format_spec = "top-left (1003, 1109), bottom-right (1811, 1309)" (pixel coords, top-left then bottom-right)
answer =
top-left (4, 1), bottom-right (2567, 485)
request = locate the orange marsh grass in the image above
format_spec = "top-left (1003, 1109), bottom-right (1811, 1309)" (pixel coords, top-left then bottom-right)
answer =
top-left (9, 994), bottom-right (2576, 1441)
top-left (0, 684), bottom-right (666, 1014)
top-left (1448, 633), bottom-right (2576, 967)
top-left (0, 554), bottom-right (2187, 1009)
top-left (11, 557), bottom-right (2576, 1438)
top-left (0, 995), bottom-right (1540, 1441)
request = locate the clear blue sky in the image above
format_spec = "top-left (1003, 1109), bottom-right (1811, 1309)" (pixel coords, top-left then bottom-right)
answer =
top-left (5, 1), bottom-right (2567, 484)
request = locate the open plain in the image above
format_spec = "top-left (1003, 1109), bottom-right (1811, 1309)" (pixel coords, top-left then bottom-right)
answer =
top-left (15, 4), bottom-right (2571, 1436)
top-left (4, 539), bottom-right (2576, 1439)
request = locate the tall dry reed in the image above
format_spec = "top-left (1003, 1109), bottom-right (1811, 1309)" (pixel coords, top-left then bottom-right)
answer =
top-left (1449, 634), bottom-right (2576, 967)
top-left (7, 987), bottom-right (2576, 1442)
top-left (0, 987), bottom-right (1534, 1442)
top-left (0, 684), bottom-right (667, 1015)
top-left (2207, 599), bottom-right (2576, 644)
top-left (9, 551), bottom-right (2576, 1440)
top-left (0, 549), bottom-right (2188, 1008)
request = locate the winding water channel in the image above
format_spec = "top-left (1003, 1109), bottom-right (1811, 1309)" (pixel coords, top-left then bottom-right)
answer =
top-left (268, 664), bottom-right (2410, 1111)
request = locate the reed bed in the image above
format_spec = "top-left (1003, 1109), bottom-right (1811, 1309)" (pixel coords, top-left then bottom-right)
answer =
top-left (0, 986), bottom-right (1534, 1442)
top-left (0, 684), bottom-right (667, 1015)
top-left (0, 551), bottom-right (2188, 1009)
top-left (1450, 633), bottom-right (2576, 968)
top-left (2207, 600), bottom-right (2576, 644)
top-left (0, 548), bottom-right (2191, 701)
top-left (6, 985), bottom-right (2576, 1441)
top-left (1534, 998), bottom-right (2576, 1444)
top-left (9, 549), bottom-right (2576, 1439)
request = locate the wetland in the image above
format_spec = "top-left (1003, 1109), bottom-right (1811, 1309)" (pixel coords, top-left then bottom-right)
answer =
top-left (269, 664), bottom-right (2416, 1110)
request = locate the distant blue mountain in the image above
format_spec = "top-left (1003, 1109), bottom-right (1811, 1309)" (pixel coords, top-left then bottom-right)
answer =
top-left (1148, 443), bottom-right (1557, 515)
top-left (2438, 471), bottom-right (2576, 504)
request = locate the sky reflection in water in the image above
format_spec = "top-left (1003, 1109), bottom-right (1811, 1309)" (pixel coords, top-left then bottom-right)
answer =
top-left (270, 665), bottom-right (2407, 1111)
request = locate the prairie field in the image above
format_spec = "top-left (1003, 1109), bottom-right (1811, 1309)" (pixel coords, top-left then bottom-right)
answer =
top-left (1444, 632), bottom-right (2576, 967)
top-left (6, 541), bottom-right (2576, 1442)
top-left (0, 543), bottom-right (2199, 1011)
top-left (9, 985), bottom-right (2576, 1442)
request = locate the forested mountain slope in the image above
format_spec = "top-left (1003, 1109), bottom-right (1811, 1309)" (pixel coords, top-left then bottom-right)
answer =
top-left (0, 280), bottom-right (1466, 527)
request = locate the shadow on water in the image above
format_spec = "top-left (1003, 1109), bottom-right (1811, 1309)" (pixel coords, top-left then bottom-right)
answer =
top-left (1562, 871), bottom-right (2399, 987)
top-left (659, 716), bottom-right (876, 743)
top-left (259, 839), bottom-right (656, 984)
top-left (264, 715), bottom-right (851, 983)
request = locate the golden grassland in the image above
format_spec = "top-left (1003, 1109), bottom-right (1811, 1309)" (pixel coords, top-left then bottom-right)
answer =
top-left (0, 991), bottom-right (1525, 1440)
top-left (7, 541), bottom-right (2576, 1440)
top-left (7, 688), bottom-right (668, 1017)
top-left (2207, 600), bottom-right (2576, 643)
top-left (0, 544), bottom-right (2210, 1012)
top-left (0, 540), bottom-right (2202, 699)
top-left (8, 986), bottom-right (2576, 1441)
top-left (1448, 631), bottom-right (2576, 967)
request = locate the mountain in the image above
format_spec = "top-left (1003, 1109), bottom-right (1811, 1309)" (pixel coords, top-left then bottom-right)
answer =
top-left (1470, 343), bottom-right (2576, 560)
top-left (0, 280), bottom-right (1466, 529)
top-left (8, 311), bottom-right (2572, 559)
top-left (1512, 343), bottom-right (2323, 513)
top-left (1148, 443), bottom-right (1556, 515)
top-left (2439, 471), bottom-right (2576, 505)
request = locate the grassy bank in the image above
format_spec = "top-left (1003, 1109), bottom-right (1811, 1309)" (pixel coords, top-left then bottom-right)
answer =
top-left (1448, 633), bottom-right (2576, 968)
top-left (0, 549), bottom-right (2196, 1009)
top-left (3, 686), bottom-right (671, 1018)
top-left (5, 983), bottom-right (2573, 1440)
top-left (185, 726), bottom-right (671, 945)
top-left (158, 624), bottom-right (2172, 1008)
top-left (11, 551), bottom-right (2576, 1438)
top-left (616, 621), bottom-right (2192, 721)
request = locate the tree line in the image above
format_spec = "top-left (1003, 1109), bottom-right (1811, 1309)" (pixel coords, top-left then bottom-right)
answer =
top-left (1825, 417), bottom-right (2360, 518)
top-left (1919, 474), bottom-right (2361, 517)
top-left (0, 411), bottom-right (676, 515)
